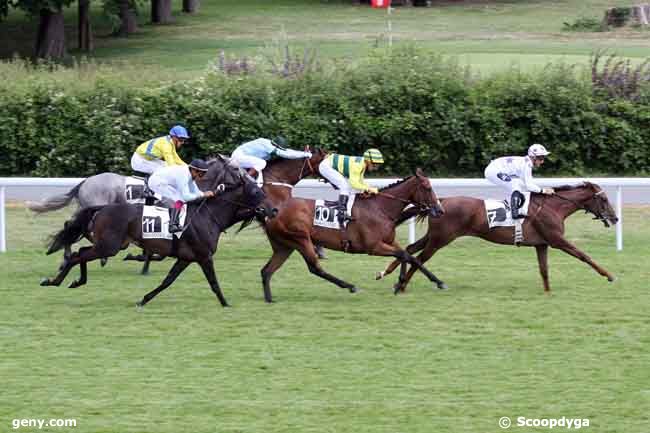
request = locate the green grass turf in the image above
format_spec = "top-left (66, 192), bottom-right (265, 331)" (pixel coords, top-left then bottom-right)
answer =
top-left (0, 203), bottom-right (648, 432)
top-left (2, 0), bottom-right (650, 75)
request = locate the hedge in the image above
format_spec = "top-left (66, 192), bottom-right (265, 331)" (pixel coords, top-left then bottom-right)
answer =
top-left (1, 51), bottom-right (649, 177)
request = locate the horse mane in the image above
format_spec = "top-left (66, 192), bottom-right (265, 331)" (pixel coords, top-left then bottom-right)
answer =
top-left (379, 176), bottom-right (413, 192)
top-left (553, 182), bottom-right (589, 192)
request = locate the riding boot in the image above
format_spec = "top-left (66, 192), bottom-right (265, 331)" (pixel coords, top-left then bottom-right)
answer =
top-left (168, 207), bottom-right (183, 233)
top-left (510, 191), bottom-right (525, 219)
top-left (337, 195), bottom-right (350, 228)
top-left (144, 175), bottom-right (156, 206)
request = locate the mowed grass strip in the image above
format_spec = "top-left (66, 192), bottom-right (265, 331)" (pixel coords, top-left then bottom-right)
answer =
top-left (0, 205), bottom-right (649, 433)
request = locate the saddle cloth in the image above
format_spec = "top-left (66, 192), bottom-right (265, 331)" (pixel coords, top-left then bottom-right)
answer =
top-left (126, 176), bottom-right (161, 204)
top-left (141, 205), bottom-right (187, 240)
top-left (484, 192), bottom-right (531, 229)
top-left (313, 196), bottom-right (356, 229)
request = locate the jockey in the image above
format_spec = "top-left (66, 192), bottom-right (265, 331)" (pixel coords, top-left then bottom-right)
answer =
top-left (484, 143), bottom-right (554, 219)
top-left (229, 136), bottom-right (312, 186)
top-left (131, 125), bottom-right (189, 175)
top-left (147, 159), bottom-right (215, 233)
top-left (318, 148), bottom-right (384, 227)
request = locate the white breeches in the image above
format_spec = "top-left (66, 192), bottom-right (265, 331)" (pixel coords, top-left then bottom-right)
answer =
top-left (484, 164), bottom-right (525, 200)
top-left (147, 178), bottom-right (181, 203)
top-left (230, 149), bottom-right (267, 185)
top-left (131, 153), bottom-right (165, 174)
top-left (319, 161), bottom-right (364, 197)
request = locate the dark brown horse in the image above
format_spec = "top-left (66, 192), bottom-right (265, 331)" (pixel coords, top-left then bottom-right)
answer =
top-left (40, 158), bottom-right (266, 308)
top-left (379, 182), bottom-right (619, 293)
top-left (258, 168), bottom-right (445, 302)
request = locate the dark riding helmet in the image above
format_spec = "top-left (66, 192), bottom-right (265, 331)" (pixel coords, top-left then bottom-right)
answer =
top-left (189, 159), bottom-right (209, 172)
top-left (271, 136), bottom-right (288, 149)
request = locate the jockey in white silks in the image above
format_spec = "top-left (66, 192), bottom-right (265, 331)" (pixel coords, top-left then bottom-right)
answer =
top-left (147, 159), bottom-right (215, 233)
top-left (229, 137), bottom-right (312, 186)
top-left (484, 144), bottom-right (555, 219)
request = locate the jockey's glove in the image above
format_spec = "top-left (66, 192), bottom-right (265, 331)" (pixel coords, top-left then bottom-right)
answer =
top-left (542, 187), bottom-right (555, 195)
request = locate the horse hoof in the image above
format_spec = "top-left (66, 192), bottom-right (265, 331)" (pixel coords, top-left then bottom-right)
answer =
top-left (69, 281), bottom-right (80, 288)
top-left (40, 278), bottom-right (51, 286)
top-left (437, 282), bottom-right (449, 290)
top-left (608, 275), bottom-right (616, 282)
top-left (375, 271), bottom-right (385, 280)
top-left (135, 301), bottom-right (144, 310)
top-left (141, 270), bottom-right (150, 276)
top-left (348, 286), bottom-right (358, 294)
top-left (123, 254), bottom-right (133, 261)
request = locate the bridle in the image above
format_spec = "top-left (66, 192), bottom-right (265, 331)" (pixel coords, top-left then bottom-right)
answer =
top-left (188, 165), bottom-right (263, 231)
top-left (297, 146), bottom-right (316, 180)
top-left (549, 188), bottom-right (611, 226)
top-left (376, 176), bottom-right (437, 213)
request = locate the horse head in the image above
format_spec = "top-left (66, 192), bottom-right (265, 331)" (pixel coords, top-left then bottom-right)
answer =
top-left (202, 157), bottom-right (266, 212)
top-left (414, 168), bottom-right (444, 218)
top-left (581, 182), bottom-right (619, 227)
top-left (554, 182), bottom-right (618, 227)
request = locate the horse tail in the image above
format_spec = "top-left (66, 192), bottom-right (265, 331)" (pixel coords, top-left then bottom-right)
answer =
top-left (46, 206), bottom-right (101, 255)
top-left (27, 180), bottom-right (85, 213)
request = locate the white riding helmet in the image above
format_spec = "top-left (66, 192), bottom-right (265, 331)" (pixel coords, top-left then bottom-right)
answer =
top-left (528, 143), bottom-right (550, 159)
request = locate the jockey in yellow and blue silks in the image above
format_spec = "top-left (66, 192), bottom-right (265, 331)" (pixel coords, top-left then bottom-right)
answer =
top-left (130, 125), bottom-right (189, 175)
top-left (318, 148), bottom-right (384, 227)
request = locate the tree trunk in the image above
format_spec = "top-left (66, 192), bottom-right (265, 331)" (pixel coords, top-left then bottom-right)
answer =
top-left (117, 0), bottom-right (138, 36)
top-left (151, 0), bottom-right (173, 24)
top-left (35, 8), bottom-right (67, 59)
top-left (182, 0), bottom-right (199, 14)
top-left (78, 0), bottom-right (93, 52)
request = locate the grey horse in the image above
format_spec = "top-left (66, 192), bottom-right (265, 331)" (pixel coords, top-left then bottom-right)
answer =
top-left (28, 172), bottom-right (160, 273)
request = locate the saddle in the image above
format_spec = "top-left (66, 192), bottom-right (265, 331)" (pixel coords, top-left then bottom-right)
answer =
top-left (131, 170), bottom-right (156, 205)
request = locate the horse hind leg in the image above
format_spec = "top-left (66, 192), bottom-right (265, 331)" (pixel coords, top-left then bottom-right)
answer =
top-left (41, 246), bottom-right (99, 287)
top-left (260, 244), bottom-right (294, 303)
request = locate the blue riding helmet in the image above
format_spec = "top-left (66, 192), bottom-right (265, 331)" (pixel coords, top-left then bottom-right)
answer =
top-left (169, 125), bottom-right (190, 139)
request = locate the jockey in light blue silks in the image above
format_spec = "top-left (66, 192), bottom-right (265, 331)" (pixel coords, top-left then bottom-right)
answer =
top-left (229, 137), bottom-right (312, 186)
top-left (484, 144), bottom-right (555, 219)
top-left (148, 159), bottom-right (215, 233)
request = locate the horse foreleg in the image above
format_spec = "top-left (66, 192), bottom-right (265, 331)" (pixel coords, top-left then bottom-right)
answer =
top-left (136, 259), bottom-right (190, 308)
top-left (549, 236), bottom-right (615, 282)
top-left (260, 244), bottom-right (294, 303)
top-left (535, 244), bottom-right (551, 293)
top-left (297, 241), bottom-right (357, 293)
top-left (377, 233), bottom-right (429, 280)
top-left (372, 241), bottom-right (446, 293)
top-left (199, 259), bottom-right (229, 307)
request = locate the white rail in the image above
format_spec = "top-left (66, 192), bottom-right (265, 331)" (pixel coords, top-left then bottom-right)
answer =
top-left (2, 177), bottom-right (650, 253)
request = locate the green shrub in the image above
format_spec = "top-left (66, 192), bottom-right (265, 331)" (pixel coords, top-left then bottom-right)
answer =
top-left (1, 50), bottom-right (649, 177)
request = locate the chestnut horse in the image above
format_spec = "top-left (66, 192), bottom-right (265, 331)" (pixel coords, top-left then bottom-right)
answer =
top-left (378, 182), bottom-right (619, 293)
top-left (259, 168), bottom-right (445, 302)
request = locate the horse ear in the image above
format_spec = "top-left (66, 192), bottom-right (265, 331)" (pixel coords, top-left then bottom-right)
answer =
top-left (415, 168), bottom-right (425, 177)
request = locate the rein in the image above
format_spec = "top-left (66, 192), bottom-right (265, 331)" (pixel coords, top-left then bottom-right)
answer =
top-left (546, 189), bottom-right (608, 223)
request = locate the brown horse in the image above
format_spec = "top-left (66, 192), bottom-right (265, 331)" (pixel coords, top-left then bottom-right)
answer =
top-left (378, 182), bottom-right (619, 293)
top-left (258, 168), bottom-right (445, 302)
